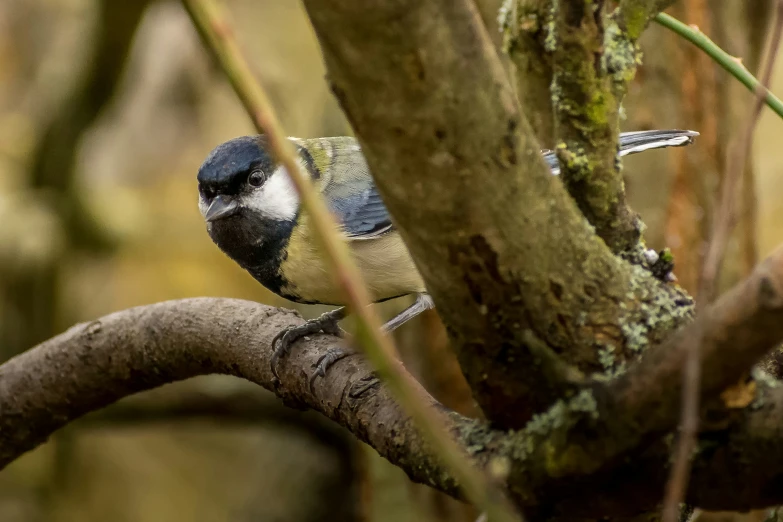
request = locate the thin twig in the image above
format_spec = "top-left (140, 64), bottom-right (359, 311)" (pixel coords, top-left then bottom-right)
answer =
top-left (660, 319), bottom-right (702, 522)
top-left (661, 4), bottom-right (783, 522)
top-left (700, 2), bottom-right (783, 303)
top-left (180, 0), bottom-right (521, 520)
top-left (655, 12), bottom-right (783, 120)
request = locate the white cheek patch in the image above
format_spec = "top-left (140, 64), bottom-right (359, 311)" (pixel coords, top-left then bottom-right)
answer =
top-left (244, 166), bottom-right (300, 221)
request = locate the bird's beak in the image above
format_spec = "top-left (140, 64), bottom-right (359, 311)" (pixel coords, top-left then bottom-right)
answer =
top-left (205, 195), bottom-right (240, 222)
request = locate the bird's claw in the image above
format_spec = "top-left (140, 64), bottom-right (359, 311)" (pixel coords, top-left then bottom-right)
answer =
top-left (270, 309), bottom-right (346, 381)
top-left (309, 348), bottom-right (352, 391)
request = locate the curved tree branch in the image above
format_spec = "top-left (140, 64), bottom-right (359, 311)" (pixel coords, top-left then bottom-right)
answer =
top-left (546, 380), bottom-right (783, 518)
top-left (3, 242), bottom-right (783, 515)
top-left (0, 298), bottom-right (457, 497)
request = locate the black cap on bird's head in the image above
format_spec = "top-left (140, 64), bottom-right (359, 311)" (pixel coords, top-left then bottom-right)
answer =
top-left (197, 135), bottom-right (276, 198)
top-left (196, 135), bottom-right (280, 223)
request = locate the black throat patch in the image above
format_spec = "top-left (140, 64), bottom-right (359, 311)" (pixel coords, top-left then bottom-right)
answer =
top-left (207, 210), bottom-right (299, 300)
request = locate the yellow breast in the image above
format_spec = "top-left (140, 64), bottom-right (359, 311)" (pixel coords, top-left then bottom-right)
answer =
top-left (280, 214), bottom-right (426, 305)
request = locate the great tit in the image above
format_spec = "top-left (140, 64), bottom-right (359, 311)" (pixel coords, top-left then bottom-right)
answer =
top-left (197, 130), bottom-right (697, 378)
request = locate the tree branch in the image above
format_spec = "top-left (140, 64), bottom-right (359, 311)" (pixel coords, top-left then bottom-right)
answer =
top-left (499, 0), bottom-right (556, 147)
top-left (490, 245), bottom-right (783, 517)
top-left (551, 0), bottom-right (641, 254)
top-left (302, 0), bottom-right (693, 429)
top-left (0, 298), bottom-right (464, 494)
top-left (4, 242), bottom-right (783, 515)
top-left (547, 380), bottom-right (783, 518)
top-left (611, 245), bottom-right (783, 444)
top-left (687, 381), bottom-right (783, 510)
top-left (502, 0), bottom-right (676, 254)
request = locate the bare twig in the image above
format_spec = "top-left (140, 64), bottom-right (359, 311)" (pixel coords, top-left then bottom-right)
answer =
top-left (655, 13), bottom-right (783, 121)
top-left (180, 1), bottom-right (520, 519)
top-left (699, 2), bottom-right (783, 303)
top-left (660, 319), bottom-right (704, 522)
top-left (662, 4), bottom-right (783, 521)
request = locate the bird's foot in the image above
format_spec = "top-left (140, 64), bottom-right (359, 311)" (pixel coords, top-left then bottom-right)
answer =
top-left (309, 347), bottom-right (354, 391)
top-left (271, 307), bottom-right (346, 380)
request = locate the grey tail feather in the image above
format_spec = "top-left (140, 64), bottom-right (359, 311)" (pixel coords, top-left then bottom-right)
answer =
top-left (546, 129), bottom-right (698, 175)
top-left (618, 129), bottom-right (699, 157)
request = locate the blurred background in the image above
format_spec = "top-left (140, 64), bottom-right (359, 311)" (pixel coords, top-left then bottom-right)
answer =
top-left (0, 0), bottom-right (778, 520)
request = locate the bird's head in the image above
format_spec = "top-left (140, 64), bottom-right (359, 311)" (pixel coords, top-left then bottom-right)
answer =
top-left (197, 135), bottom-right (302, 223)
top-left (197, 135), bottom-right (301, 265)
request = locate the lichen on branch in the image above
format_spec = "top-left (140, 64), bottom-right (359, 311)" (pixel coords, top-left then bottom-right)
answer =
top-left (615, 0), bottom-right (677, 41)
top-left (500, 0), bottom-right (675, 254)
top-left (303, 0), bottom-right (696, 431)
top-left (550, 0), bottom-right (641, 254)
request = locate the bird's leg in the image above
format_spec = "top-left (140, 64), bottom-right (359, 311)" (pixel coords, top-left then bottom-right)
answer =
top-left (271, 307), bottom-right (347, 379)
top-left (309, 293), bottom-right (435, 386)
top-left (382, 292), bottom-right (435, 332)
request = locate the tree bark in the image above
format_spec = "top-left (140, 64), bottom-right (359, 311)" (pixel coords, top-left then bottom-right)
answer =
top-left (3, 245), bottom-right (783, 518)
top-left (302, 0), bottom-right (693, 429)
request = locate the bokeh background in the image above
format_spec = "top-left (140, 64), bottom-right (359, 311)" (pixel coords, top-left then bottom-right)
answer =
top-left (0, 1), bottom-right (778, 520)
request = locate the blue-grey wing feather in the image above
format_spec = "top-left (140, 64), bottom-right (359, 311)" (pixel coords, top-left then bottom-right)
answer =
top-left (330, 187), bottom-right (393, 238)
top-left (311, 138), bottom-right (394, 240)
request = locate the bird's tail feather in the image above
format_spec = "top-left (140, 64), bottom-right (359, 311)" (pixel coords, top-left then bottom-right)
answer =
top-left (618, 129), bottom-right (699, 157)
top-left (545, 129), bottom-right (698, 175)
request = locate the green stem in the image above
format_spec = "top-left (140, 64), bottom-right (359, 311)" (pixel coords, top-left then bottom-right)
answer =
top-left (182, 0), bottom-right (521, 520)
top-left (654, 12), bottom-right (783, 120)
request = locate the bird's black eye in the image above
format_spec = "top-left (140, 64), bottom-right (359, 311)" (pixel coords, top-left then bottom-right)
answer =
top-left (247, 170), bottom-right (265, 187)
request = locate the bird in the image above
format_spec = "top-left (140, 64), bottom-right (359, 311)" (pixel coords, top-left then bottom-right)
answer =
top-left (197, 129), bottom-right (698, 380)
